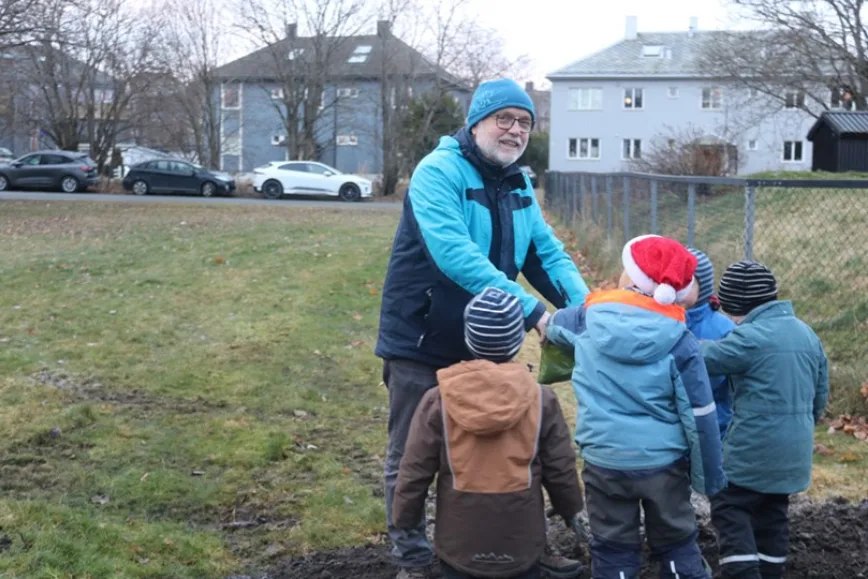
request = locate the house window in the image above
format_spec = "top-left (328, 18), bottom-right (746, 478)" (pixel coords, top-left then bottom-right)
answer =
top-left (747, 139), bottom-right (758, 151)
top-left (337, 87), bottom-right (359, 98)
top-left (668, 87), bottom-right (679, 98)
top-left (271, 87), bottom-right (284, 99)
top-left (622, 138), bottom-right (642, 160)
top-left (287, 48), bottom-right (304, 60)
top-left (568, 88), bottom-right (602, 110)
top-left (784, 90), bottom-right (805, 109)
top-left (701, 87), bottom-right (722, 109)
top-left (347, 45), bottom-right (372, 63)
top-left (642, 45), bottom-right (663, 57)
top-left (271, 134), bottom-right (286, 146)
top-left (96, 89), bottom-right (113, 104)
top-left (222, 85), bottom-right (240, 109)
top-left (568, 137), bottom-right (600, 160)
top-left (783, 140), bottom-right (803, 162)
top-left (224, 131), bottom-right (241, 155)
top-left (831, 87), bottom-right (854, 110)
top-left (336, 135), bottom-right (358, 146)
top-left (623, 88), bottom-right (643, 109)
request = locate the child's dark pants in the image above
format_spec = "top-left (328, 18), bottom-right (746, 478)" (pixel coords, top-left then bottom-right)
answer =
top-left (711, 483), bottom-right (789, 579)
top-left (582, 460), bottom-right (709, 579)
top-left (439, 559), bottom-right (541, 579)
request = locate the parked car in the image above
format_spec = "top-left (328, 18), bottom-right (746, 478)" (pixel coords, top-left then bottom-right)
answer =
top-left (0, 147), bottom-right (14, 164)
top-left (520, 165), bottom-right (538, 188)
top-left (121, 159), bottom-right (235, 197)
top-left (252, 161), bottom-right (372, 201)
top-left (0, 150), bottom-right (99, 192)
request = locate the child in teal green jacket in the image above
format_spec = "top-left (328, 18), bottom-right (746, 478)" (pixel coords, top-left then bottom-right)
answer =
top-left (701, 260), bottom-right (829, 579)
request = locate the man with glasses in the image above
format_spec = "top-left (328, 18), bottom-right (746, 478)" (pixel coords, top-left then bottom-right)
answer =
top-left (376, 77), bottom-right (590, 579)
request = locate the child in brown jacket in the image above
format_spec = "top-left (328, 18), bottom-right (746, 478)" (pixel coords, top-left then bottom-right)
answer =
top-left (392, 287), bottom-right (586, 579)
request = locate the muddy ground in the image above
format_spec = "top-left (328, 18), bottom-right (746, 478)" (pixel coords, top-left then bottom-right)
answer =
top-left (265, 496), bottom-right (868, 579)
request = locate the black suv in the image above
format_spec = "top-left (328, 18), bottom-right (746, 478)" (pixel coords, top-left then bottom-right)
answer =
top-left (0, 150), bottom-right (99, 192)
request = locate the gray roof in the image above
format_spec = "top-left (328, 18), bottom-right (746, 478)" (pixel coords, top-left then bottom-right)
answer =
top-left (808, 112), bottom-right (868, 139)
top-left (214, 34), bottom-right (465, 88)
top-left (547, 30), bottom-right (750, 79)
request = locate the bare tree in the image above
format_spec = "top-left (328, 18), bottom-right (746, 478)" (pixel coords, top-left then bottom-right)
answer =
top-left (151, 0), bottom-right (228, 166)
top-left (630, 124), bottom-right (742, 178)
top-left (233, 0), bottom-right (368, 162)
top-left (444, 24), bottom-right (531, 93)
top-left (0, 0), bottom-right (43, 49)
top-left (19, 0), bottom-right (160, 169)
top-left (700, 1), bottom-right (868, 117)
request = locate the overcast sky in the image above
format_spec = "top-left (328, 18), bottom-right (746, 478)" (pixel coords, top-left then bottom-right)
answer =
top-left (475, 0), bottom-right (742, 86)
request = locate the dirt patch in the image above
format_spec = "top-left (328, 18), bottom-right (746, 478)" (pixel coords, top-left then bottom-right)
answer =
top-left (263, 498), bottom-right (868, 579)
top-left (30, 369), bottom-right (229, 414)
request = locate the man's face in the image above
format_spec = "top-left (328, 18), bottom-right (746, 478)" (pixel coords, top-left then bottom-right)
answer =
top-left (470, 107), bottom-right (532, 167)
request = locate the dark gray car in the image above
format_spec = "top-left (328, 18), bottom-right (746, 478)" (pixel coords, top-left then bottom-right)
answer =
top-left (0, 150), bottom-right (99, 192)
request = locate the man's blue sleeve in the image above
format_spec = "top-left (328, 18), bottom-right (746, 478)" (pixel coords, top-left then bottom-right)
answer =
top-left (521, 192), bottom-right (590, 308)
top-left (408, 161), bottom-right (546, 327)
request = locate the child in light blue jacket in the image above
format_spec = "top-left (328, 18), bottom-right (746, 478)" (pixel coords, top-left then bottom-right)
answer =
top-left (685, 248), bottom-right (736, 440)
top-left (547, 235), bottom-right (724, 579)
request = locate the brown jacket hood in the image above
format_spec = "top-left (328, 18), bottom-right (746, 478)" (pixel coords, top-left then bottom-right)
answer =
top-left (437, 360), bottom-right (537, 436)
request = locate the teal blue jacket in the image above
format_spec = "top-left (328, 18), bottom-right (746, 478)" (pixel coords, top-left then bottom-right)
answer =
top-left (701, 300), bottom-right (829, 495)
top-left (547, 290), bottom-right (726, 496)
top-left (375, 128), bottom-right (589, 367)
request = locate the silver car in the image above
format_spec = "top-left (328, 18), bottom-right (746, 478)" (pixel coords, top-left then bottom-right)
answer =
top-left (0, 150), bottom-right (99, 192)
top-left (0, 147), bottom-right (14, 164)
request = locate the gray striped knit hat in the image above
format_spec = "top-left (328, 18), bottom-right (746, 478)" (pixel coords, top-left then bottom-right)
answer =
top-left (464, 287), bottom-right (525, 363)
top-left (688, 248), bottom-right (715, 306)
top-left (718, 260), bottom-right (778, 316)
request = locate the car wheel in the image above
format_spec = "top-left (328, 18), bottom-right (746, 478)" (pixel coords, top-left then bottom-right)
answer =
top-left (60, 175), bottom-right (80, 193)
top-left (201, 181), bottom-right (216, 197)
top-left (339, 183), bottom-right (361, 202)
top-left (132, 180), bottom-right (149, 196)
top-left (262, 179), bottom-right (283, 199)
top-left (0, 174), bottom-right (8, 191)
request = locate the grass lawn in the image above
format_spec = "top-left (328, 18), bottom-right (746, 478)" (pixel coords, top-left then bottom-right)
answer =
top-left (0, 200), bottom-right (865, 577)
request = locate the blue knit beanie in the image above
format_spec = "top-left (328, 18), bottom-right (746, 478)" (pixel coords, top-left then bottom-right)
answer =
top-left (466, 78), bottom-right (535, 129)
top-left (464, 287), bottom-right (525, 363)
top-left (688, 248), bottom-right (715, 306)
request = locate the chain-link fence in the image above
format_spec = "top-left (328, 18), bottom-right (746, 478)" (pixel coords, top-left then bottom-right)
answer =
top-left (544, 170), bottom-right (868, 416)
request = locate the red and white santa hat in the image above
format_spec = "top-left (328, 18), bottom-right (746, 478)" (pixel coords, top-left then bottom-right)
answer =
top-left (621, 234), bottom-right (698, 305)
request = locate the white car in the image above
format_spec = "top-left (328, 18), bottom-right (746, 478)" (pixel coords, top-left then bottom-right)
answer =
top-left (0, 147), bottom-right (14, 164)
top-left (252, 161), bottom-right (372, 202)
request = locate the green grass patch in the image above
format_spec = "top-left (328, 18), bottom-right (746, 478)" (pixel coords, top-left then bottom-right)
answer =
top-left (0, 201), bottom-right (398, 574)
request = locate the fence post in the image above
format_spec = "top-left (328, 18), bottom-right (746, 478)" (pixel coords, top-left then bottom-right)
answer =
top-left (650, 180), bottom-right (658, 235)
top-left (570, 174), bottom-right (578, 226)
top-left (578, 174), bottom-right (586, 221)
top-left (606, 175), bottom-right (613, 243)
top-left (555, 172), bottom-right (563, 217)
top-left (591, 175), bottom-right (598, 223)
top-left (744, 183), bottom-right (755, 260)
top-left (623, 176), bottom-right (631, 243)
top-left (687, 183), bottom-right (696, 247)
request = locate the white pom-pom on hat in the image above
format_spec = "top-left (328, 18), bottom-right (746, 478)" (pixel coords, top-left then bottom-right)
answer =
top-left (653, 283), bottom-right (677, 305)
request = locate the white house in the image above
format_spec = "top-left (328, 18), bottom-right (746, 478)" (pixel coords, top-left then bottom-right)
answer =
top-left (546, 16), bottom-right (831, 174)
